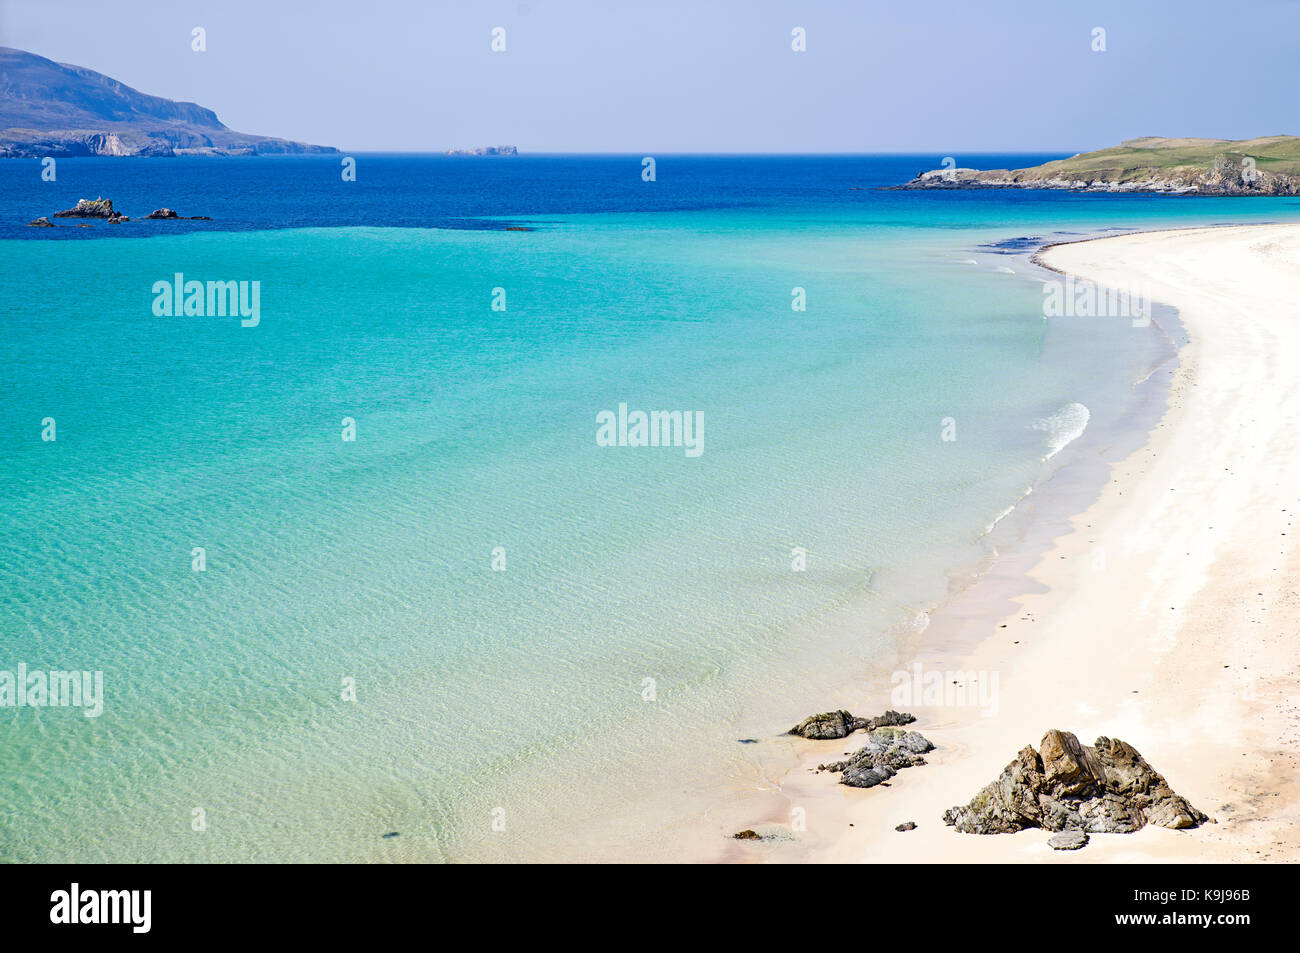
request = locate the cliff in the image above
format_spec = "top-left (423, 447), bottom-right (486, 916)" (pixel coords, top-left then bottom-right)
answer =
top-left (0, 47), bottom-right (337, 157)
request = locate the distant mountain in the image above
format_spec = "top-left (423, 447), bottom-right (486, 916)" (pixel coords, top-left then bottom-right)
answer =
top-left (0, 47), bottom-right (337, 157)
top-left (896, 136), bottom-right (1300, 195)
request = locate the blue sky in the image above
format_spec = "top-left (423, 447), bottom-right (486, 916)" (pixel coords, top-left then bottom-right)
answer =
top-left (3, 0), bottom-right (1298, 153)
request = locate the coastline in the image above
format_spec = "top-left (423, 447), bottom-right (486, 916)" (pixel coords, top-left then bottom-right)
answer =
top-left (740, 222), bottom-right (1300, 863)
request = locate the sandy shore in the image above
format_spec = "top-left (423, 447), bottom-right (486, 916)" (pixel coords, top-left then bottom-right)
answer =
top-left (754, 223), bottom-right (1300, 863)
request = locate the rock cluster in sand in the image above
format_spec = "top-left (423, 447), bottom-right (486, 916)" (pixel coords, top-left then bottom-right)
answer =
top-left (943, 729), bottom-right (1208, 835)
top-left (817, 727), bottom-right (935, 788)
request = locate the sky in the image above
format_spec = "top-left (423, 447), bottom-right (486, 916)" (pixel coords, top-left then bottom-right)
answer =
top-left (2, 0), bottom-right (1298, 153)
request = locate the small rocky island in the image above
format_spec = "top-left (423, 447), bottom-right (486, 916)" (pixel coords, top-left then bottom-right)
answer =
top-left (143, 207), bottom-right (212, 220)
top-left (49, 197), bottom-right (127, 223)
top-left (444, 145), bottom-right (518, 156)
top-left (28, 197), bottom-right (211, 226)
top-left (896, 136), bottom-right (1300, 195)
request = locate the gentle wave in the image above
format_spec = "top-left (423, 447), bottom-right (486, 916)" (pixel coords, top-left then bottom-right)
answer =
top-left (1033, 401), bottom-right (1091, 460)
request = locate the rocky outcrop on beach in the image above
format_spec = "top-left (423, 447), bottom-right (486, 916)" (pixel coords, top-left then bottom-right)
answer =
top-left (818, 726), bottom-right (935, 788)
top-left (943, 730), bottom-right (1208, 835)
top-left (785, 708), bottom-right (932, 787)
top-left (53, 197), bottom-right (116, 218)
top-left (787, 709), bottom-right (914, 739)
top-left (726, 708), bottom-right (934, 842)
top-left (894, 136), bottom-right (1300, 196)
top-left (1048, 830), bottom-right (1089, 850)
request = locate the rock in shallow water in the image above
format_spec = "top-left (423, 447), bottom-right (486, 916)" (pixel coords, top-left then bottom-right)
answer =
top-left (943, 730), bottom-right (1208, 835)
top-left (787, 709), bottom-right (914, 740)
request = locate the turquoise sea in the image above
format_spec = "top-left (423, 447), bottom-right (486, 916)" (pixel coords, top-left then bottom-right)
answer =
top-left (2, 156), bottom-right (1298, 861)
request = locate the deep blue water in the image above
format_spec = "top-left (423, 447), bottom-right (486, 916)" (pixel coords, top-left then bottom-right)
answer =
top-left (7, 152), bottom-right (1298, 243)
top-left (4, 152), bottom-right (1082, 236)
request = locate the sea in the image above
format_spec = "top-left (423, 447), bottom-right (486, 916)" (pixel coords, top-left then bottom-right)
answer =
top-left (1, 154), bottom-right (1297, 861)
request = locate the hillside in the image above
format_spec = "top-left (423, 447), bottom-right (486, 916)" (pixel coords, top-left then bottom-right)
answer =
top-left (897, 136), bottom-right (1300, 195)
top-left (0, 47), bottom-right (336, 157)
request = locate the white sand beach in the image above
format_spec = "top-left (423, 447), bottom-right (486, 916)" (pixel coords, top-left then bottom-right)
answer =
top-left (752, 223), bottom-right (1300, 863)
